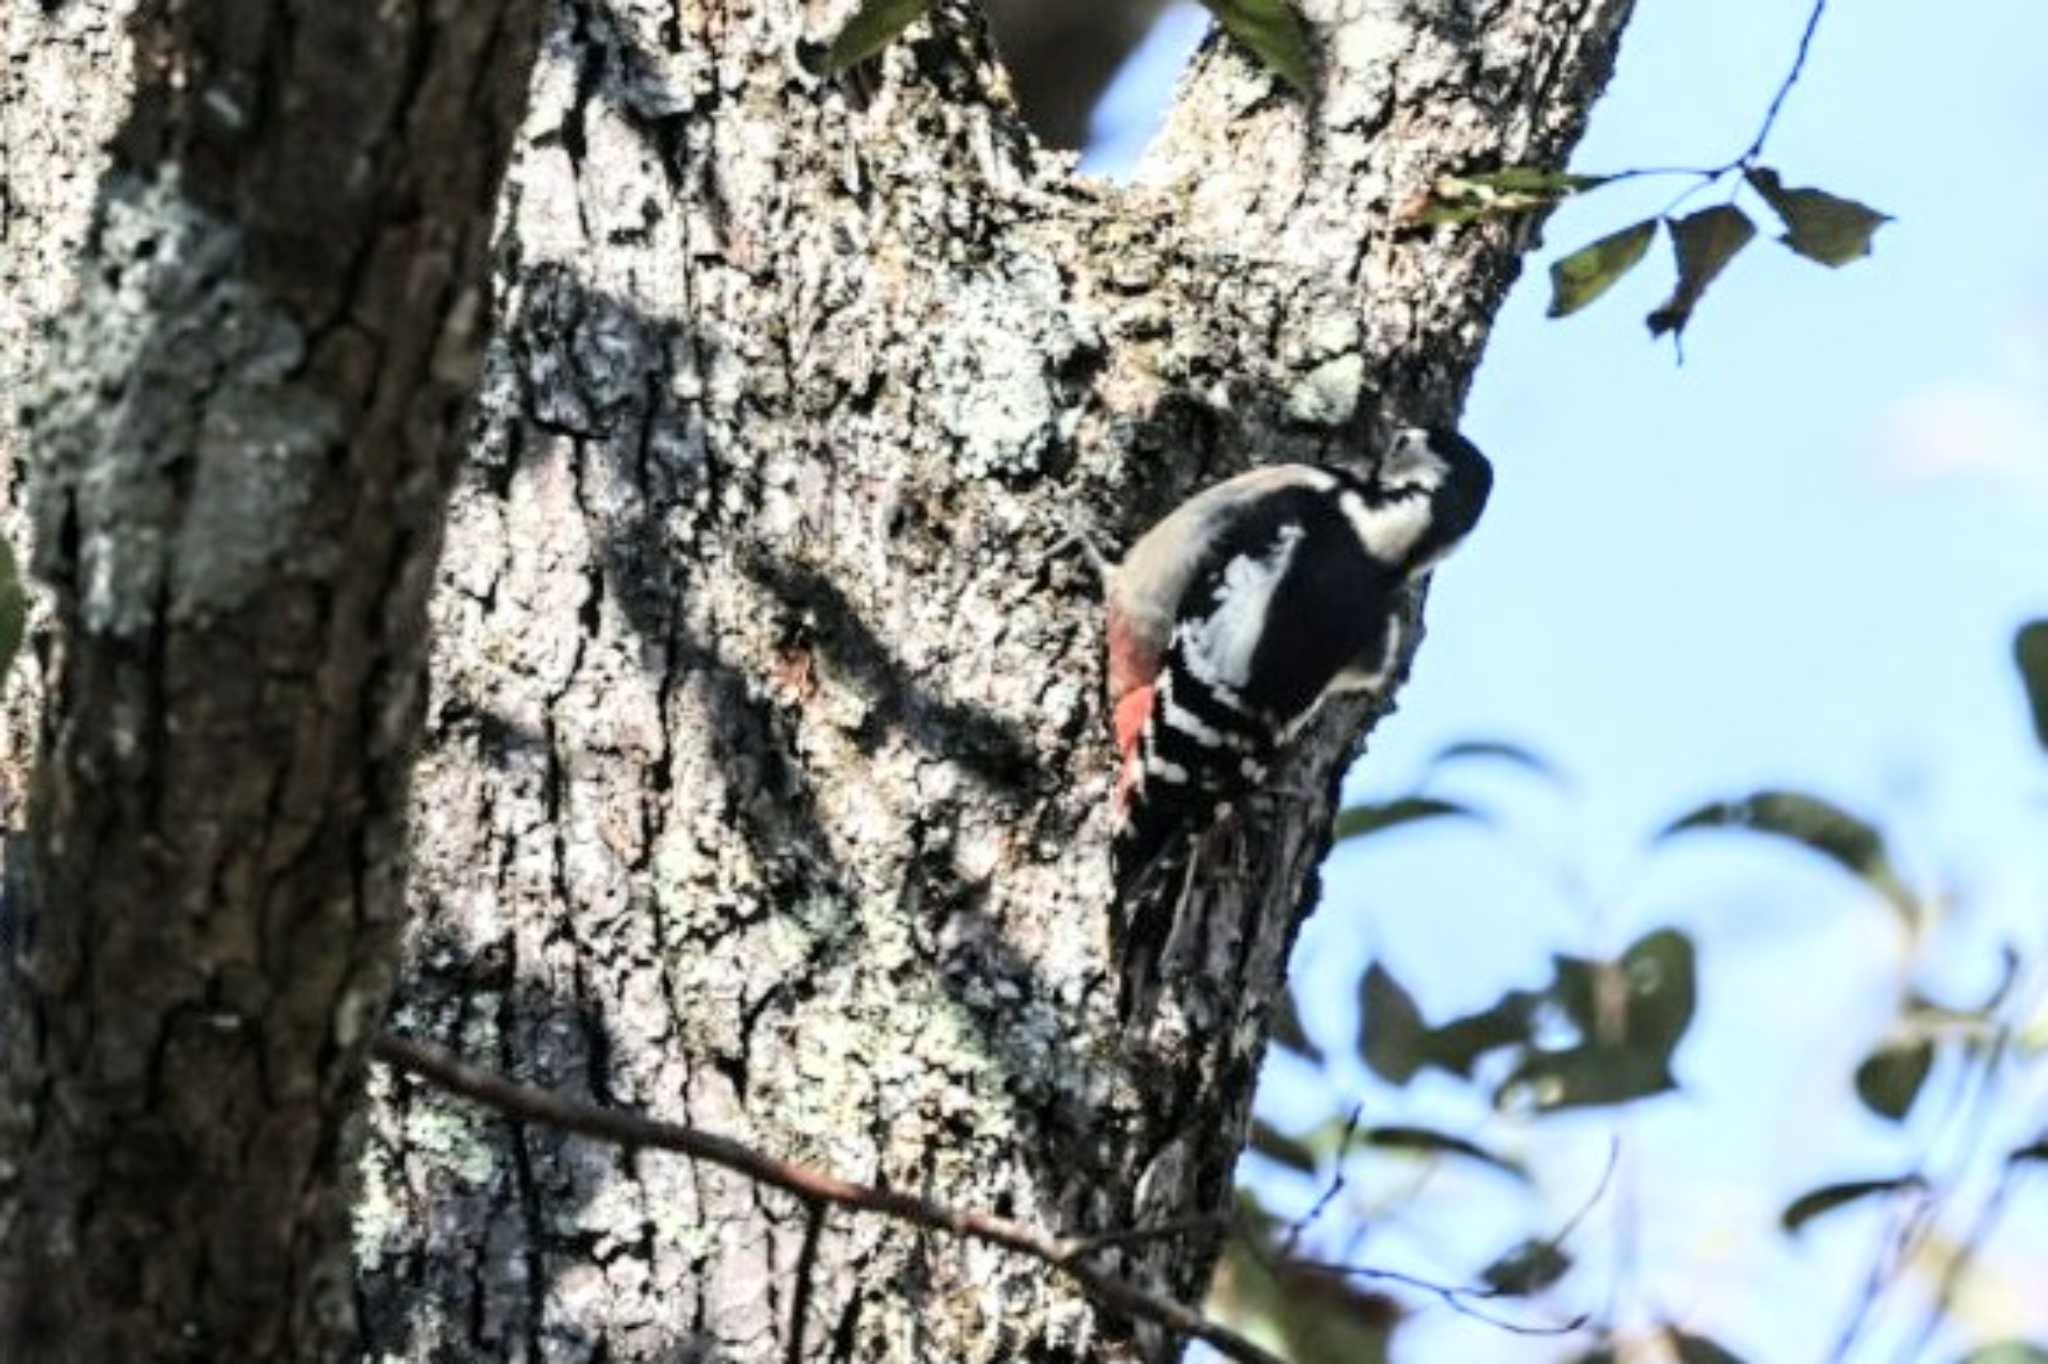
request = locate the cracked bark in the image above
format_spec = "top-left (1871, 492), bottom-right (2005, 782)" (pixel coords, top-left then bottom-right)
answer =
top-left (0, 2), bottom-right (544, 1361)
top-left (359, 2), bottom-right (1635, 1362)
top-left (3, 0), bottom-right (1636, 1360)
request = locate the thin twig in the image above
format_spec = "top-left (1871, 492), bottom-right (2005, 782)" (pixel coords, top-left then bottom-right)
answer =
top-left (1279, 1254), bottom-right (1590, 1337)
top-left (371, 1033), bottom-right (1290, 1364)
top-left (1279, 1102), bottom-right (1365, 1257)
top-left (1826, 1184), bottom-right (1935, 1364)
top-left (1255, 1132), bottom-right (1620, 1340)
top-left (1738, 0), bottom-right (1829, 164)
top-left (1898, 1159), bottom-right (2024, 1364)
top-left (1607, 1123), bottom-right (1638, 1335)
top-left (786, 1202), bottom-right (826, 1364)
top-left (1586, 0), bottom-right (1831, 190)
top-left (1554, 1135), bottom-right (1623, 1246)
top-left (1897, 1028), bottom-right (2026, 1362)
top-left (1830, 1022), bottom-right (2016, 1363)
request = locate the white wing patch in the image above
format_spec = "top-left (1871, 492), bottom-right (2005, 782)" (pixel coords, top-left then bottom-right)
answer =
top-left (1111, 464), bottom-right (1339, 660)
top-left (1177, 524), bottom-right (1303, 693)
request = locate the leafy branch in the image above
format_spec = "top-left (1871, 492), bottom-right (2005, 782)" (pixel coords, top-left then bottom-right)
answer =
top-left (1407, 0), bottom-right (1889, 348)
top-left (815, 0), bottom-right (1886, 349)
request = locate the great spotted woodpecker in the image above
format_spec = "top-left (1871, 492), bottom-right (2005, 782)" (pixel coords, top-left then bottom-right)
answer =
top-left (1105, 427), bottom-right (1493, 921)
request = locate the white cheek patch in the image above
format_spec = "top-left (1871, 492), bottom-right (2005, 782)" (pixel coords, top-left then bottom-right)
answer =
top-left (1380, 430), bottom-right (1452, 491)
top-left (1339, 489), bottom-right (1432, 567)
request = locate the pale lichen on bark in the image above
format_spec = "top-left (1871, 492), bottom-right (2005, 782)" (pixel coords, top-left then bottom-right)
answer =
top-left (0, 0), bottom-right (140, 805)
top-left (0, 0), bottom-right (1635, 1358)
top-left (27, 174), bottom-right (340, 635)
top-left (929, 258), bottom-right (1099, 480)
top-left (362, 0), bottom-right (1636, 1360)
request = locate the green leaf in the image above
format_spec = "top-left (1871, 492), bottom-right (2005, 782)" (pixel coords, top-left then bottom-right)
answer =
top-left (1426, 739), bottom-right (1570, 788)
top-left (1332, 796), bottom-right (1477, 843)
top-left (1548, 219), bottom-right (1658, 318)
top-left (1274, 1293), bottom-right (1398, 1364)
top-left (1361, 964), bottom-right (1543, 1085)
top-left (1212, 1211), bottom-right (1399, 1364)
top-left (1479, 1238), bottom-right (1572, 1296)
top-left (1551, 930), bottom-right (1698, 1058)
top-left (1854, 1038), bottom-right (1935, 1121)
top-left (2010, 1137), bottom-right (2048, 1165)
top-left (1269, 988), bottom-right (1324, 1066)
top-left (822, 0), bottom-right (932, 74)
top-left (1424, 996), bottom-right (1539, 1077)
top-left (1647, 204), bottom-right (1757, 339)
top-left (1669, 1328), bottom-right (1748, 1364)
top-left (1248, 1119), bottom-right (1321, 1176)
top-left (0, 539), bottom-right (26, 684)
top-left (1406, 168), bottom-right (1608, 226)
top-left (1199, 0), bottom-right (1315, 95)
top-left (2015, 621), bottom-right (2048, 752)
top-left (1781, 1175), bottom-right (1923, 1234)
top-left (1499, 930), bottom-right (1696, 1112)
top-left (1471, 167), bottom-right (1608, 195)
top-left (1957, 1344), bottom-right (2048, 1364)
top-left (1501, 1042), bottom-right (1676, 1112)
top-left (1617, 930), bottom-right (1697, 1053)
top-left (1359, 962), bottom-right (1427, 1084)
top-left (1356, 1125), bottom-right (1529, 1181)
top-left (1659, 790), bottom-right (1916, 923)
top-left (1745, 167), bottom-right (1892, 267)
top-left (1267, 1270), bottom-right (1400, 1364)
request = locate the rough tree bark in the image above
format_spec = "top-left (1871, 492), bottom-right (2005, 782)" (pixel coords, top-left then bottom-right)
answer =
top-left (1, 0), bottom-right (1637, 1360)
top-left (0, 2), bottom-right (543, 1360)
top-left (356, 1), bottom-right (1635, 1362)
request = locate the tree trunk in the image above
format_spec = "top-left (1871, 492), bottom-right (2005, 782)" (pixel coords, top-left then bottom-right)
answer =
top-left (0, 2), bottom-right (543, 1360)
top-left (357, 2), bottom-right (1635, 1362)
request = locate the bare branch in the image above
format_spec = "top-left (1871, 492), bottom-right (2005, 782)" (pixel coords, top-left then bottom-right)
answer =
top-left (1825, 1182), bottom-right (1935, 1364)
top-left (1276, 1256), bottom-right (1589, 1337)
top-left (1829, 1022), bottom-right (2015, 1362)
top-left (1898, 1027), bottom-right (2028, 1360)
top-left (371, 1033), bottom-right (1288, 1364)
top-left (1899, 1161), bottom-right (2022, 1363)
top-left (1251, 1131), bottom-right (1622, 1340)
top-left (1556, 1135), bottom-right (1623, 1246)
top-left (1738, 0), bottom-right (1829, 164)
top-left (1279, 1102), bottom-right (1365, 1256)
top-left (1593, 0), bottom-right (1830, 192)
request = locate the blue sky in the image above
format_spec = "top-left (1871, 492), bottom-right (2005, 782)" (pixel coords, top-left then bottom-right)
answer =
top-left (1088, 1), bottom-right (2048, 1359)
